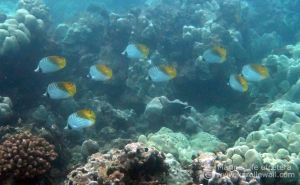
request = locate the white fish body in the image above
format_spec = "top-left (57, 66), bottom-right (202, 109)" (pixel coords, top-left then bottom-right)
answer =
top-left (88, 65), bottom-right (110, 81)
top-left (229, 74), bottom-right (244, 92)
top-left (46, 83), bottom-right (70, 99)
top-left (242, 65), bottom-right (263, 82)
top-left (148, 66), bottom-right (172, 82)
top-left (202, 49), bottom-right (223, 64)
top-left (66, 113), bottom-right (94, 129)
top-left (122, 44), bottom-right (144, 59)
top-left (35, 57), bottom-right (63, 73)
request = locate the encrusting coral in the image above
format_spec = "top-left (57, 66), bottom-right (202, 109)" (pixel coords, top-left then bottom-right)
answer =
top-left (0, 131), bottom-right (57, 179)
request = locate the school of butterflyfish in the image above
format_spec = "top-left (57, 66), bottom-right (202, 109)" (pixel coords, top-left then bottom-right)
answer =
top-left (201, 46), bottom-right (269, 92)
top-left (35, 44), bottom-right (269, 130)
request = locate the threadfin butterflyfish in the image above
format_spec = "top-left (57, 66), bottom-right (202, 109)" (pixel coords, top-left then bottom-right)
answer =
top-left (34, 56), bottom-right (67, 73)
top-left (44, 82), bottom-right (76, 99)
top-left (148, 65), bottom-right (177, 82)
top-left (229, 74), bottom-right (248, 92)
top-left (88, 64), bottom-right (113, 81)
top-left (65, 109), bottom-right (96, 130)
top-left (202, 46), bottom-right (227, 64)
top-left (122, 44), bottom-right (149, 59)
top-left (241, 64), bottom-right (269, 82)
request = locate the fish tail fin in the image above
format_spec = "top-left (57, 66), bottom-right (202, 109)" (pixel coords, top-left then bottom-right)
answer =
top-left (64, 124), bottom-right (72, 130)
top-left (34, 67), bottom-right (40, 72)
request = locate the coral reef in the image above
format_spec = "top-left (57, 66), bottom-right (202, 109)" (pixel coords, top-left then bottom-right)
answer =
top-left (18, 0), bottom-right (49, 23)
top-left (229, 102), bottom-right (300, 185)
top-left (0, 96), bottom-right (13, 120)
top-left (53, 5), bottom-right (108, 56)
top-left (65, 142), bottom-right (168, 185)
top-left (165, 153), bottom-right (192, 185)
top-left (81, 139), bottom-right (99, 159)
top-left (0, 131), bottom-right (57, 178)
top-left (0, 8), bottom-right (45, 56)
top-left (244, 99), bottom-right (300, 133)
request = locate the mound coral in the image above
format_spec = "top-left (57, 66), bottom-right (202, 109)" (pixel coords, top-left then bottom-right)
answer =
top-left (0, 131), bottom-right (57, 178)
top-left (65, 142), bottom-right (168, 185)
top-left (229, 103), bottom-right (300, 185)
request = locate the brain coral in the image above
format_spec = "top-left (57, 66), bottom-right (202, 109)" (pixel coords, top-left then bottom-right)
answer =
top-left (0, 131), bottom-right (57, 178)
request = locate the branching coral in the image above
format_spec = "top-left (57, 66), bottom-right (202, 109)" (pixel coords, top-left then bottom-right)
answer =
top-left (0, 131), bottom-right (57, 178)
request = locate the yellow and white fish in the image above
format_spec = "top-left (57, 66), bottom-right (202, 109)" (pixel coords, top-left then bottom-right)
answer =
top-left (65, 109), bottom-right (96, 129)
top-left (241, 64), bottom-right (269, 82)
top-left (122, 44), bottom-right (149, 59)
top-left (228, 74), bottom-right (248, 92)
top-left (44, 82), bottom-right (76, 99)
top-left (34, 56), bottom-right (67, 73)
top-left (148, 65), bottom-right (177, 82)
top-left (87, 64), bottom-right (113, 81)
top-left (202, 46), bottom-right (227, 64)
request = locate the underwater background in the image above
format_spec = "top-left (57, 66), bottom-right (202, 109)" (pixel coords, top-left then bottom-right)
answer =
top-left (1, 0), bottom-right (300, 185)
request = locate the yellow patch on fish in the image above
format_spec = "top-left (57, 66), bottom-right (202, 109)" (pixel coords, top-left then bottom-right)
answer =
top-left (160, 65), bottom-right (177, 78)
top-left (96, 64), bottom-right (113, 79)
top-left (251, 64), bottom-right (269, 78)
top-left (212, 46), bottom-right (227, 62)
top-left (237, 75), bottom-right (248, 92)
top-left (48, 56), bottom-right (67, 69)
top-left (136, 44), bottom-right (150, 58)
top-left (77, 109), bottom-right (96, 123)
top-left (58, 82), bottom-right (76, 96)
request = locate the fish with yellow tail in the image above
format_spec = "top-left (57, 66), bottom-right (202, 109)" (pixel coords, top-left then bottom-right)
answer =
top-left (228, 74), bottom-right (248, 92)
top-left (241, 64), bottom-right (269, 82)
top-left (87, 64), bottom-right (113, 81)
top-left (202, 46), bottom-right (227, 64)
top-left (65, 109), bottom-right (96, 130)
top-left (122, 44), bottom-right (149, 59)
top-left (148, 65), bottom-right (177, 82)
top-left (34, 56), bottom-right (67, 73)
top-left (44, 82), bottom-right (76, 99)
